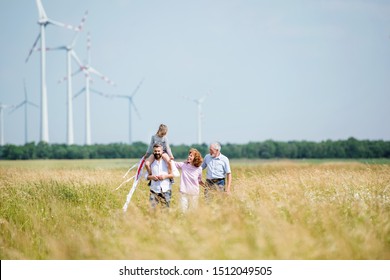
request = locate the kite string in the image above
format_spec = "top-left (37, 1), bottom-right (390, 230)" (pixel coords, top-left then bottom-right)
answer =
top-left (115, 157), bottom-right (145, 191)
top-left (115, 175), bottom-right (136, 191)
top-left (122, 162), bottom-right (138, 178)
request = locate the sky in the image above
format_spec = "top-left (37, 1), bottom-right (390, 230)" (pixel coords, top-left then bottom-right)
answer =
top-left (0, 0), bottom-right (389, 146)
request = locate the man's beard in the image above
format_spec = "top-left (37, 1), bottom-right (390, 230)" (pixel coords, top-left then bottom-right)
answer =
top-left (154, 153), bottom-right (162, 160)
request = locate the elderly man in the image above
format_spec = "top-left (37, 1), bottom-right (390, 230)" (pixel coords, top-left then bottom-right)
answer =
top-left (201, 142), bottom-right (232, 197)
top-left (146, 143), bottom-right (174, 208)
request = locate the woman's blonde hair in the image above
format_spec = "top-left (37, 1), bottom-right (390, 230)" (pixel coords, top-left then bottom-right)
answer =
top-left (156, 124), bottom-right (168, 137)
top-left (189, 148), bottom-right (203, 167)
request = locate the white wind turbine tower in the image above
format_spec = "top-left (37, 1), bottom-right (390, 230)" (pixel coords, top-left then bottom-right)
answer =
top-left (50, 11), bottom-right (88, 145)
top-left (25, 0), bottom-right (82, 143)
top-left (9, 80), bottom-right (39, 144)
top-left (184, 91), bottom-right (210, 145)
top-left (0, 103), bottom-right (14, 146)
top-left (72, 32), bottom-right (116, 145)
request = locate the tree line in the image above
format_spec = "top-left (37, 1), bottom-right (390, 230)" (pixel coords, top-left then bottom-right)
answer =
top-left (1, 138), bottom-right (390, 160)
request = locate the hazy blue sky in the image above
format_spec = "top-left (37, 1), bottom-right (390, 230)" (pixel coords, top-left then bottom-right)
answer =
top-left (1, 0), bottom-right (389, 146)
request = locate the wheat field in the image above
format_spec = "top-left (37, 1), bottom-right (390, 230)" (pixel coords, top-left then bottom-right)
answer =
top-left (0, 159), bottom-right (389, 260)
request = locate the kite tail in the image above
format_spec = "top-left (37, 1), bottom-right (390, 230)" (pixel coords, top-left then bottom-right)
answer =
top-left (122, 157), bottom-right (146, 212)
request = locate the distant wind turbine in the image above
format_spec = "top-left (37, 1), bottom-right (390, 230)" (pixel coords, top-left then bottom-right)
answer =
top-left (184, 91), bottom-right (210, 145)
top-left (9, 80), bottom-right (39, 144)
top-left (0, 103), bottom-right (14, 146)
top-left (25, 0), bottom-right (83, 143)
top-left (49, 11), bottom-right (88, 145)
top-left (72, 32), bottom-right (116, 145)
top-left (92, 78), bottom-right (145, 144)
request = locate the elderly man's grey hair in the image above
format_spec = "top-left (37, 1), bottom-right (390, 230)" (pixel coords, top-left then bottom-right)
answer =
top-left (210, 142), bottom-right (221, 151)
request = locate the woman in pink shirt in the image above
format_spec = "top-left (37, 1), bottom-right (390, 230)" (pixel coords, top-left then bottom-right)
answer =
top-left (175, 148), bottom-right (205, 212)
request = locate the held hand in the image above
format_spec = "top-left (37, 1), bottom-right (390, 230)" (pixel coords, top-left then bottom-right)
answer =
top-left (150, 175), bottom-right (159, 181)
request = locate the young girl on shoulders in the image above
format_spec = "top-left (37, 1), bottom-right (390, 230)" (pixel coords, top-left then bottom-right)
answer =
top-left (144, 124), bottom-right (174, 177)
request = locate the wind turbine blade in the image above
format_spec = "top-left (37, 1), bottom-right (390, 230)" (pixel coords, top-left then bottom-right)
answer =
top-left (73, 87), bottom-right (85, 99)
top-left (21, 79), bottom-right (38, 108)
top-left (46, 46), bottom-right (67, 51)
top-left (27, 101), bottom-right (39, 108)
top-left (35, 1), bottom-right (82, 30)
top-left (90, 88), bottom-right (112, 98)
top-left (9, 102), bottom-right (26, 114)
top-left (57, 76), bottom-right (68, 84)
top-left (36, 0), bottom-right (48, 21)
top-left (130, 77), bottom-right (145, 97)
top-left (70, 50), bottom-right (84, 67)
top-left (88, 66), bottom-right (116, 86)
top-left (182, 95), bottom-right (196, 103)
top-left (87, 32), bottom-right (91, 65)
top-left (69, 51), bottom-right (89, 79)
top-left (46, 18), bottom-right (80, 31)
top-left (25, 33), bottom-right (41, 63)
top-left (71, 68), bottom-right (84, 78)
top-left (87, 67), bottom-right (105, 79)
top-left (69, 10), bottom-right (89, 47)
top-left (70, 32), bottom-right (80, 49)
top-left (75, 10), bottom-right (88, 32)
top-left (130, 99), bottom-right (142, 119)
top-left (111, 94), bottom-right (128, 98)
top-left (21, 78), bottom-right (38, 108)
top-left (56, 68), bottom-right (78, 85)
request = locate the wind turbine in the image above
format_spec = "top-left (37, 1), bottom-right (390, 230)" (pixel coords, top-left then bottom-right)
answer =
top-left (49, 11), bottom-right (88, 145)
top-left (92, 78), bottom-right (144, 144)
top-left (184, 91), bottom-right (210, 145)
top-left (0, 103), bottom-right (14, 146)
top-left (9, 80), bottom-right (39, 144)
top-left (72, 32), bottom-right (116, 145)
top-left (25, 0), bottom-right (82, 143)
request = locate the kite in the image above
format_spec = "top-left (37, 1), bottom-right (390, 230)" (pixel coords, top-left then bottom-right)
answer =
top-left (120, 156), bottom-right (146, 212)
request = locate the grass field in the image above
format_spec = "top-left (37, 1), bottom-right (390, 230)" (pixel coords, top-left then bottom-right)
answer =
top-left (0, 159), bottom-right (389, 260)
